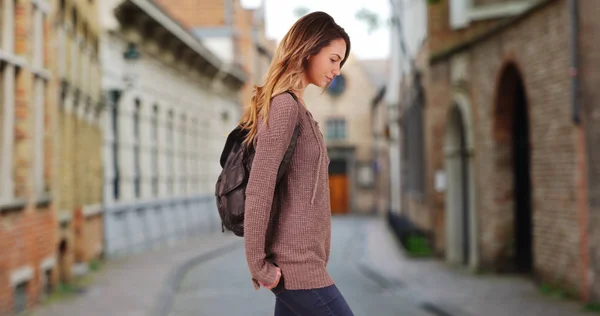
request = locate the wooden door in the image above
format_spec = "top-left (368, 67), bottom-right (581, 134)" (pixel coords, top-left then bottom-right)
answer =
top-left (329, 159), bottom-right (349, 214)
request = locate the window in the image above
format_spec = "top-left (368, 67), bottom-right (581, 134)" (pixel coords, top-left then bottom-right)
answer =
top-left (151, 105), bottom-right (158, 196)
top-left (133, 100), bottom-right (141, 198)
top-left (32, 77), bottom-right (45, 194)
top-left (7, 0), bottom-right (17, 53)
top-left (168, 111), bottom-right (175, 195)
top-left (0, 63), bottom-right (4, 198)
top-left (0, 0), bottom-right (4, 50)
top-left (191, 118), bottom-right (199, 193)
top-left (32, 3), bottom-right (44, 69)
top-left (0, 62), bottom-right (16, 200)
top-left (43, 269), bottom-right (53, 297)
top-left (181, 115), bottom-right (187, 195)
top-left (14, 281), bottom-right (28, 314)
top-left (70, 8), bottom-right (78, 84)
top-left (402, 80), bottom-right (425, 198)
top-left (326, 118), bottom-right (346, 140)
top-left (110, 90), bottom-right (120, 200)
top-left (450, 0), bottom-right (470, 29)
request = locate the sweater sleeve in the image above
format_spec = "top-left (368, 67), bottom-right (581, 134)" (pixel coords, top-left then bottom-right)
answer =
top-left (244, 93), bottom-right (298, 288)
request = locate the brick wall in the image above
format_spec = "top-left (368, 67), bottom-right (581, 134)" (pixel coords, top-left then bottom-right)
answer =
top-left (425, 61), bottom-right (451, 254)
top-left (0, 206), bottom-right (57, 315)
top-left (73, 210), bottom-right (103, 263)
top-left (579, 0), bottom-right (600, 301)
top-left (427, 0), bottom-right (584, 294)
top-left (154, 0), bottom-right (226, 28)
top-left (428, 0), bottom-right (500, 56)
top-left (1, 0), bottom-right (59, 313)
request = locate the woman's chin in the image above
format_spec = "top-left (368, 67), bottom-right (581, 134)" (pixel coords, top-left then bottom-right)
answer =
top-left (315, 81), bottom-right (328, 88)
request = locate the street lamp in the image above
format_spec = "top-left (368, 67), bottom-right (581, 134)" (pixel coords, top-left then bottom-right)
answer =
top-left (123, 42), bottom-right (141, 89)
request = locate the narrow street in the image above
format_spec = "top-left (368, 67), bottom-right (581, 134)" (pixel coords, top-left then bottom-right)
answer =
top-left (168, 216), bottom-right (431, 316)
top-left (30, 216), bottom-right (593, 316)
top-left (168, 216), bottom-right (591, 316)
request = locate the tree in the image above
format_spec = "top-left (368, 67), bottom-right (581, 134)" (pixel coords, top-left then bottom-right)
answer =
top-left (355, 8), bottom-right (381, 34)
top-left (294, 7), bottom-right (310, 18)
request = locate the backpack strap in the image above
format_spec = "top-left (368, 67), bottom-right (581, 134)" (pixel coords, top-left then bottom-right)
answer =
top-left (265, 91), bottom-right (301, 257)
top-left (275, 91), bottom-right (301, 184)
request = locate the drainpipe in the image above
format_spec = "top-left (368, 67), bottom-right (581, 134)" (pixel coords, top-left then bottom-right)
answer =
top-left (569, 0), bottom-right (579, 124)
top-left (569, 0), bottom-right (591, 302)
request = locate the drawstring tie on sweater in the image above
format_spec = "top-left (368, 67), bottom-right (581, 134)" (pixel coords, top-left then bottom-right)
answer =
top-left (306, 112), bottom-right (322, 205)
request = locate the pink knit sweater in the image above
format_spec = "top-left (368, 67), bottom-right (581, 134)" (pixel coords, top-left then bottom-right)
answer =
top-left (244, 92), bottom-right (334, 290)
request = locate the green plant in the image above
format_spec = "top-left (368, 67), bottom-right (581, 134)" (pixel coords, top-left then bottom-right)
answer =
top-left (539, 283), bottom-right (570, 300)
top-left (404, 235), bottom-right (433, 257)
top-left (583, 304), bottom-right (600, 313)
top-left (89, 259), bottom-right (101, 271)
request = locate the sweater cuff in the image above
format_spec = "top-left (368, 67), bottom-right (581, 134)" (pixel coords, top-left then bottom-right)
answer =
top-left (250, 260), bottom-right (278, 288)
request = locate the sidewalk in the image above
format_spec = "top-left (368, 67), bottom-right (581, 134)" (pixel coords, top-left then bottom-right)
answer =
top-left (362, 217), bottom-right (593, 316)
top-left (31, 233), bottom-right (242, 316)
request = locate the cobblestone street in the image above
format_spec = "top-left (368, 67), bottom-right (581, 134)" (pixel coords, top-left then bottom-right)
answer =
top-left (31, 216), bottom-right (595, 316)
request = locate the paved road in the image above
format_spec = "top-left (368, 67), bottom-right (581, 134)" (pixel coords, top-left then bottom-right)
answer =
top-left (168, 217), bottom-right (432, 316)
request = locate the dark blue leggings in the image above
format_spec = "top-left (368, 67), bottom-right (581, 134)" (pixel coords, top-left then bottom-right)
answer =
top-left (273, 284), bottom-right (354, 316)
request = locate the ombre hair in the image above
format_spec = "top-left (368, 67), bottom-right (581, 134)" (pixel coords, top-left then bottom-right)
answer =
top-left (239, 11), bottom-right (350, 146)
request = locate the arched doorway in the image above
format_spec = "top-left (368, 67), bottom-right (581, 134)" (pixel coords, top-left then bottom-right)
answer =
top-left (495, 63), bottom-right (533, 273)
top-left (444, 95), bottom-right (477, 268)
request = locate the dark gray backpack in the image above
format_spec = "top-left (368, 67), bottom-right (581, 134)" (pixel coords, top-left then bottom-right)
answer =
top-left (215, 91), bottom-right (300, 237)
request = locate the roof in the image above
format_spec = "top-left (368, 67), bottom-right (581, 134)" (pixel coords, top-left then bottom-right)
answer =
top-left (358, 59), bottom-right (390, 90)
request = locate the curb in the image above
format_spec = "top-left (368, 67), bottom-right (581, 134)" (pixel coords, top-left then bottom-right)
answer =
top-left (153, 239), bottom-right (244, 316)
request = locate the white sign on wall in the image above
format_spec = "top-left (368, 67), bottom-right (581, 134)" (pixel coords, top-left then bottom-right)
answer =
top-left (435, 170), bottom-right (446, 192)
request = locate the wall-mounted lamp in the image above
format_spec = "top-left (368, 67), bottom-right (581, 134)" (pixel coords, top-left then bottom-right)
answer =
top-left (123, 42), bottom-right (141, 89)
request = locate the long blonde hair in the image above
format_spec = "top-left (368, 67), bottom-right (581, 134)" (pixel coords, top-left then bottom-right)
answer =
top-left (239, 11), bottom-right (350, 146)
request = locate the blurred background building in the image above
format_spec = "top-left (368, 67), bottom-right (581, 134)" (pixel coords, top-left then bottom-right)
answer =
top-left (54, 0), bottom-right (104, 288)
top-left (98, 0), bottom-right (245, 257)
top-left (396, 0), bottom-right (599, 304)
top-left (1, 0), bottom-right (58, 313)
top-left (304, 54), bottom-right (388, 215)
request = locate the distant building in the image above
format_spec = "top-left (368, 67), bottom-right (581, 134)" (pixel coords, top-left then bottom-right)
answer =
top-left (304, 54), bottom-right (386, 215)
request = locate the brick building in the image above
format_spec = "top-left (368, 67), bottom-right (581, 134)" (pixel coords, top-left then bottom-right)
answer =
top-left (0, 0), bottom-right (58, 314)
top-left (54, 0), bottom-right (104, 285)
top-left (421, 0), bottom-right (596, 301)
top-left (579, 0), bottom-right (600, 302)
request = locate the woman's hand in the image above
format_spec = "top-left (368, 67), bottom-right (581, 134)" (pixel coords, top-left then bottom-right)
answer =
top-left (258, 267), bottom-right (282, 290)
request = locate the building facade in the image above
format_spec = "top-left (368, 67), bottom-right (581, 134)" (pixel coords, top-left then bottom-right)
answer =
top-left (0, 0), bottom-right (58, 313)
top-left (387, 0), bottom-right (429, 228)
top-left (99, 0), bottom-right (245, 257)
top-left (153, 0), bottom-right (275, 108)
top-left (422, 0), bottom-right (597, 302)
top-left (54, 0), bottom-right (104, 284)
top-left (579, 0), bottom-right (600, 302)
top-left (304, 54), bottom-right (381, 214)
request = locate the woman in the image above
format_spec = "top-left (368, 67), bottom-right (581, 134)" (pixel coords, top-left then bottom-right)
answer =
top-left (240, 11), bottom-right (354, 316)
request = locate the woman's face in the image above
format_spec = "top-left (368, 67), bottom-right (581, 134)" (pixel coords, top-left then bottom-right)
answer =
top-left (305, 38), bottom-right (347, 88)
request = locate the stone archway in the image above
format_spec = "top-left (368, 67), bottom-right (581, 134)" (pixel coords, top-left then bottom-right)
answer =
top-left (444, 93), bottom-right (478, 268)
top-left (494, 63), bottom-right (533, 274)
